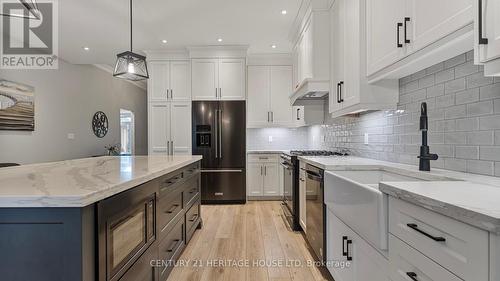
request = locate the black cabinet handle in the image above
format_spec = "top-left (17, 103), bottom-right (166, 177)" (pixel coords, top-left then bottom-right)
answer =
top-left (337, 83), bottom-right (341, 103)
top-left (189, 214), bottom-right (199, 222)
top-left (397, 22), bottom-right (403, 48)
top-left (406, 272), bottom-right (418, 281)
top-left (166, 239), bottom-right (180, 252)
top-left (404, 17), bottom-right (411, 43)
top-left (165, 204), bottom-right (179, 214)
top-left (346, 239), bottom-right (353, 261)
top-left (342, 236), bottom-right (348, 256)
top-left (296, 108), bottom-right (300, 120)
top-left (339, 81), bottom-right (344, 102)
top-left (478, 0), bottom-right (489, 45)
top-left (407, 223), bottom-right (446, 242)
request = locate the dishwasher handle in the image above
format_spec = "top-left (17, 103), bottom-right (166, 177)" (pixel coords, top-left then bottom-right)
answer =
top-left (306, 170), bottom-right (322, 181)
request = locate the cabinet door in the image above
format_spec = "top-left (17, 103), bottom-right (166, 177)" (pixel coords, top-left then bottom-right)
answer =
top-left (478, 0), bottom-right (500, 62)
top-left (119, 244), bottom-right (157, 281)
top-left (170, 101), bottom-right (191, 155)
top-left (247, 66), bottom-right (271, 127)
top-left (263, 163), bottom-right (280, 196)
top-left (149, 103), bottom-right (170, 155)
top-left (270, 66), bottom-right (293, 126)
top-left (341, 0), bottom-right (361, 108)
top-left (192, 59), bottom-right (219, 100)
top-left (352, 232), bottom-right (390, 281)
top-left (408, 0), bottom-right (472, 55)
top-left (170, 61), bottom-right (191, 101)
top-left (330, 0), bottom-right (345, 113)
top-left (366, 0), bottom-right (406, 76)
top-left (149, 62), bottom-right (169, 102)
top-left (294, 106), bottom-right (305, 126)
top-left (326, 209), bottom-right (354, 281)
top-left (219, 59), bottom-right (246, 100)
top-left (247, 163), bottom-right (263, 196)
top-left (302, 20), bottom-right (314, 80)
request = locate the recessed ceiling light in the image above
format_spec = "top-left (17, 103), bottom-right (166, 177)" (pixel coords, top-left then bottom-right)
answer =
top-left (83, 47), bottom-right (90, 51)
top-left (217, 38), bottom-right (223, 42)
top-left (281, 10), bottom-right (287, 15)
top-left (271, 45), bottom-right (277, 49)
top-left (161, 39), bottom-right (167, 44)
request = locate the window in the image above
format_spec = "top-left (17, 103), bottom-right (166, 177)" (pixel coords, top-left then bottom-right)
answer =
top-left (120, 109), bottom-right (135, 155)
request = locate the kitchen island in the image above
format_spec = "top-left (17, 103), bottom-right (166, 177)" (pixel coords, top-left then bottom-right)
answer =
top-left (0, 155), bottom-right (202, 281)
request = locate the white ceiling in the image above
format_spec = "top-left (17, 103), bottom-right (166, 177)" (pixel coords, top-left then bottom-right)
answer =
top-left (59, 0), bottom-right (303, 65)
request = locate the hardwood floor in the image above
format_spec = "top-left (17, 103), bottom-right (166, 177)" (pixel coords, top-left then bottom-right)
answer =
top-left (167, 201), bottom-right (332, 281)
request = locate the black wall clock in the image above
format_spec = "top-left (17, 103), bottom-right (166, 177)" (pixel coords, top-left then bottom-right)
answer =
top-left (92, 111), bottom-right (108, 138)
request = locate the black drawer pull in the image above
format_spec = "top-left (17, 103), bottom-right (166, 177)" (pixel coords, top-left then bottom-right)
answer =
top-left (404, 17), bottom-right (411, 43)
top-left (189, 188), bottom-right (197, 194)
top-left (165, 204), bottom-right (179, 214)
top-left (478, 0), bottom-right (488, 45)
top-left (397, 22), bottom-right (403, 48)
top-left (346, 239), bottom-right (352, 261)
top-left (406, 272), bottom-right (418, 281)
top-left (342, 236), bottom-right (348, 256)
top-left (166, 239), bottom-right (180, 252)
top-left (189, 214), bottom-right (199, 222)
top-left (407, 223), bottom-right (446, 242)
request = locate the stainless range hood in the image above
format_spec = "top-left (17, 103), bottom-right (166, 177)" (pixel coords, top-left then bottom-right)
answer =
top-left (289, 78), bottom-right (330, 106)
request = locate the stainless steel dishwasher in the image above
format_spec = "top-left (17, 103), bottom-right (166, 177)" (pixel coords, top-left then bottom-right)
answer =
top-left (305, 163), bottom-right (325, 263)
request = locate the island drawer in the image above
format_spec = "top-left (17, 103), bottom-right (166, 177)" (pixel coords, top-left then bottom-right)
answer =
top-left (185, 197), bottom-right (201, 241)
top-left (389, 197), bottom-right (488, 281)
top-left (183, 162), bottom-right (200, 179)
top-left (159, 171), bottom-right (184, 197)
top-left (389, 234), bottom-right (461, 281)
top-left (158, 216), bottom-right (185, 281)
top-left (248, 154), bottom-right (279, 163)
top-left (183, 176), bottom-right (200, 209)
top-left (158, 191), bottom-right (183, 238)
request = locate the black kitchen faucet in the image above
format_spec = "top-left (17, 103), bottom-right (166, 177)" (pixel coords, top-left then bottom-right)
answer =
top-left (418, 102), bottom-right (439, 171)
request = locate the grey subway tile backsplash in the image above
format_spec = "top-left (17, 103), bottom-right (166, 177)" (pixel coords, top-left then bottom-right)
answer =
top-left (308, 51), bottom-right (500, 176)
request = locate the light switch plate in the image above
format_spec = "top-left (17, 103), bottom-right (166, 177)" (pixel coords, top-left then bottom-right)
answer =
top-left (268, 136), bottom-right (273, 142)
top-left (67, 133), bottom-right (75, 140)
top-left (364, 133), bottom-right (369, 144)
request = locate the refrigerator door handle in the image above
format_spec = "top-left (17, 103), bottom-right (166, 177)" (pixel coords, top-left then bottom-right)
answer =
top-left (219, 109), bottom-right (222, 159)
top-left (214, 110), bottom-right (218, 158)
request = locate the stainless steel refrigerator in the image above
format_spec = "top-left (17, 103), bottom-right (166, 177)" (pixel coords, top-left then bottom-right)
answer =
top-left (192, 101), bottom-right (246, 204)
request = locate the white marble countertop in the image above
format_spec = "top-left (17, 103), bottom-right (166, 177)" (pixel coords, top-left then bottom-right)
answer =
top-left (299, 156), bottom-right (500, 233)
top-left (0, 155), bottom-right (202, 208)
top-left (247, 149), bottom-right (290, 155)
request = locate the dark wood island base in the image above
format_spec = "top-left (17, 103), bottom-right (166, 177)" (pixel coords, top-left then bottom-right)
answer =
top-left (0, 160), bottom-right (202, 281)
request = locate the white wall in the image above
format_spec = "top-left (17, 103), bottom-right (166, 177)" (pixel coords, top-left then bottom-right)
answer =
top-left (0, 60), bottom-right (147, 164)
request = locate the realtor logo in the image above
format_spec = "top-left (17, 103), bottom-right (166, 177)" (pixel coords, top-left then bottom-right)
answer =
top-left (1, 0), bottom-right (58, 69)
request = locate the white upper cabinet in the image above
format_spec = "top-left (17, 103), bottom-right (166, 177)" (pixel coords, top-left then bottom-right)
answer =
top-left (269, 66), bottom-right (293, 126)
top-left (329, 0), bottom-right (399, 118)
top-left (191, 59), bottom-right (219, 100)
top-left (408, 0), bottom-right (472, 55)
top-left (247, 65), bottom-right (294, 128)
top-left (169, 61), bottom-right (191, 101)
top-left (192, 58), bottom-right (245, 101)
top-left (247, 66), bottom-right (271, 127)
top-left (149, 62), bottom-right (169, 101)
top-left (366, 0), bottom-right (407, 76)
top-left (219, 59), bottom-right (246, 100)
top-left (366, 0), bottom-right (473, 81)
top-left (475, 0), bottom-right (500, 76)
top-left (148, 61), bottom-right (190, 102)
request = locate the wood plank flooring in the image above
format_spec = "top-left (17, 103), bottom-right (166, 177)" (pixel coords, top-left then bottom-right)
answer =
top-left (167, 201), bottom-right (332, 281)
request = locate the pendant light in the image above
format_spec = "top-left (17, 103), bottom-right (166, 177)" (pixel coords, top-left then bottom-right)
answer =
top-left (113, 0), bottom-right (149, 81)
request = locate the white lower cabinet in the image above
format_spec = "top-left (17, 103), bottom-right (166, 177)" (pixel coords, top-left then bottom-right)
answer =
top-left (389, 197), bottom-right (489, 281)
top-left (148, 101), bottom-right (191, 156)
top-left (327, 207), bottom-right (390, 281)
top-left (246, 154), bottom-right (280, 198)
top-left (389, 235), bottom-right (462, 281)
top-left (475, 0), bottom-right (500, 76)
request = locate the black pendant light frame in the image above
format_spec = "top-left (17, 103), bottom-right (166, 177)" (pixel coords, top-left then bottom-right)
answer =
top-left (113, 0), bottom-right (149, 81)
